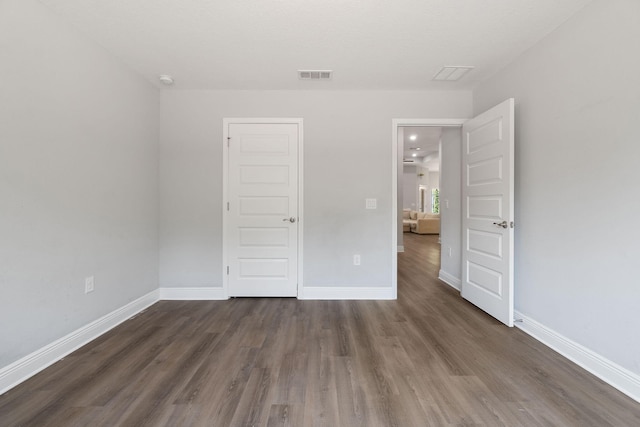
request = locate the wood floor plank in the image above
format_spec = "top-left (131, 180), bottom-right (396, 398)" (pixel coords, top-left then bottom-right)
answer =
top-left (266, 403), bottom-right (304, 427)
top-left (1, 233), bottom-right (639, 426)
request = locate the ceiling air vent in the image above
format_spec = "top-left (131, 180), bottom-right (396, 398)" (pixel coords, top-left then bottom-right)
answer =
top-left (433, 66), bottom-right (474, 81)
top-left (298, 70), bottom-right (332, 80)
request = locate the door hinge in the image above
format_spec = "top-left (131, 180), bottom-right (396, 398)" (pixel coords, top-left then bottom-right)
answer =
top-left (510, 221), bottom-right (515, 228)
top-left (227, 136), bottom-right (231, 147)
top-left (226, 266), bottom-right (229, 275)
top-left (227, 202), bottom-right (230, 211)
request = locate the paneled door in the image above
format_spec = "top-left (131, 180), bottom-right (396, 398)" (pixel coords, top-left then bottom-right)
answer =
top-left (226, 121), bottom-right (300, 297)
top-left (461, 99), bottom-right (515, 326)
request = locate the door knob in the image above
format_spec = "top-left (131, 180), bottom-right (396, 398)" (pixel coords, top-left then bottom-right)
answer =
top-left (282, 217), bottom-right (296, 223)
top-left (493, 220), bottom-right (508, 229)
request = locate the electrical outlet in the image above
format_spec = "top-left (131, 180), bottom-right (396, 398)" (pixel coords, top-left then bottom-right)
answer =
top-left (353, 254), bottom-right (361, 266)
top-left (85, 276), bottom-right (94, 294)
top-left (445, 199), bottom-right (449, 209)
top-left (365, 199), bottom-right (377, 209)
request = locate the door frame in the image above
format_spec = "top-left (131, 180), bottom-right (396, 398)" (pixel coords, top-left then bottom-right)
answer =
top-left (392, 119), bottom-right (466, 297)
top-left (222, 118), bottom-right (304, 299)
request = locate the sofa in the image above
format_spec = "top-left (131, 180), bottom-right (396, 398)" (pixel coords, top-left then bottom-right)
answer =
top-left (402, 209), bottom-right (440, 234)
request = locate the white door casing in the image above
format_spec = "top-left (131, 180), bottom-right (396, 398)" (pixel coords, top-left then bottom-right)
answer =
top-left (461, 99), bottom-right (515, 326)
top-left (224, 120), bottom-right (302, 297)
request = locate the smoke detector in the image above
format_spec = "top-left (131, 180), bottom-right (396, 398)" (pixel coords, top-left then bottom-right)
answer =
top-left (159, 75), bottom-right (174, 86)
top-left (298, 70), bottom-right (332, 80)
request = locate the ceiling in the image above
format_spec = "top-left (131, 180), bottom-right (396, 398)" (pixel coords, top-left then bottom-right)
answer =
top-left (403, 127), bottom-right (441, 170)
top-left (38, 0), bottom-right (591, 90)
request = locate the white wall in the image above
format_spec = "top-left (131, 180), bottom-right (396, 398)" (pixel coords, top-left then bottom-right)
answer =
top-left (402, 165), bottom-right (418, 210)
top-left (428, 171), bottom-right (439, 191)
top-left (0, 0), bottom-right (160, 368)
top-left (159, 90), bottom-right (472, 288)
top-left (438, 128), bottom-right (462, 285)
top-left (474, 0), bottom-right (640, 375)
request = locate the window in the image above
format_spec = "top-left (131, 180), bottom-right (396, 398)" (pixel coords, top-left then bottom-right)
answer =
top-left (431, 188), bottom-right (439, 214)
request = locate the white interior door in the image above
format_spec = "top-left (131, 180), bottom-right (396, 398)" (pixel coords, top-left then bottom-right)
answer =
top-left (226, 122), bottom-right (299, 297)
top-left (461, 99), bottom-right (515, 326)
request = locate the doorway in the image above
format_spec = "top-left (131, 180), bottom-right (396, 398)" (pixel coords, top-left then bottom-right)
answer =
top-left (419, 185), bottom-right (428, 213)
top-left (392, 99), bottom-right (515, 327)
top-left (392, 119), bottom-right (465, 298)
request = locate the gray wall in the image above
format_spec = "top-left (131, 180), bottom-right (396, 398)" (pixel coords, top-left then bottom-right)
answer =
top-left (428, 171), bottom-right (439, 192)
top-left (0, 0), bottom-right (160, 368)
top-left (438, 128), bottom-right (462, 284)
top-left (402, 165), bottom-right (418, 210)
top-left (159, 90), bottom-right (472, 288)
top-left (474, 0), bottom-right (640, 375)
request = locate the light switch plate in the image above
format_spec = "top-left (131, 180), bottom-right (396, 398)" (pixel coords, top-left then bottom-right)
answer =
top-left (365, 198), bottom-right (377, 209)
top-left (85, 276), bottom-right (94, 294)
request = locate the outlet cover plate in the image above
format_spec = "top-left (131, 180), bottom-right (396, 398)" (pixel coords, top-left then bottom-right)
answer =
top-left (365, 198), bottom-right (377, 209)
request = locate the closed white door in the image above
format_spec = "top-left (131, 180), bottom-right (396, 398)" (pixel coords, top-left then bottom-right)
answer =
top-left (461, 99), bottom-right (515, 326)
top-left (226, 122), bottom-right (299, 297)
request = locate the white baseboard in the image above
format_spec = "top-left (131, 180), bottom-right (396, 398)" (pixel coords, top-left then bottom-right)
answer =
top-left (301, 286), bottom-right (395, 300)
top-left (0, 289), bottom-right (159, 396)
top-left (515, 310), bottom-right (640, 403)
top-left (438, 270), bottom-right (461, 291)
top-left (397, 245), bottom-right (405, 253)
top-left (159, 287), bottom-right (227, 300)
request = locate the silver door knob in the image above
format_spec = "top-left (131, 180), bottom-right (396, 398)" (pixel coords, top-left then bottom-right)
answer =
top-left (283, 217), bottom-right (296, 223)
top-left (493, 220), bottom-right (508, 229)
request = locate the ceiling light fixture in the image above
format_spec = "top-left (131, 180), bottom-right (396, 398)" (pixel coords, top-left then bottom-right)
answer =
top-left (412, 153), bottom-right (417, 157)
top-left (433, 66), bottom-right (474, 81)
top-left (409, 135), bottom-right (417, 141)
top-left (159, 75), bottom-right (174, 85)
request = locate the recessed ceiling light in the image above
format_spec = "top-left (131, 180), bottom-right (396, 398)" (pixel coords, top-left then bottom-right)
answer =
top-left (409, 135), bottom-right (417, 141)
top-left (433, 66), bottom-right (474, 81)
top-left (416, 147), bottom-right (421, 150)
top-left (412, 153), bottom-right (417, 157)
top-left (159, 75), bottom-right (174, 85)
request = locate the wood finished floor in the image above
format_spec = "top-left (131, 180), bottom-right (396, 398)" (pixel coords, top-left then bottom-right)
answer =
top-left (2, 233), bottom-right (640, 426)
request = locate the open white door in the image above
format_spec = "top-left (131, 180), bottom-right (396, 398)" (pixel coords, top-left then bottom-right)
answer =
top-left (226, 121), bottom-right (300, 297)
top-left (461, 99), bottom-right (515, 326)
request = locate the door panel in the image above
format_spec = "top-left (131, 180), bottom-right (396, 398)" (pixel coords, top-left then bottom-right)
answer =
top-left (468, 156), bottom-right (503, 185)
top-left (462, 99), bottom-right (514, 326)
top-left (238, 197), bottom-right (289, 216)
top-left (467, 196), bottom-right (503, 220)
top-left (239, 165), bottom-right (290, 184)
top-left (227, 122), bottom-right (299, 297)
top-left (467, 229), bottom-right (503, 259)
top-left (238, 227), bottom-right (289, 247)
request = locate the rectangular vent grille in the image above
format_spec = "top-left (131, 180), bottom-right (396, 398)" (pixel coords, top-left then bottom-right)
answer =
top-left (433, 66), bottom-right (474, 81)
top-left (298, 70), bottom-right (332, 80)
